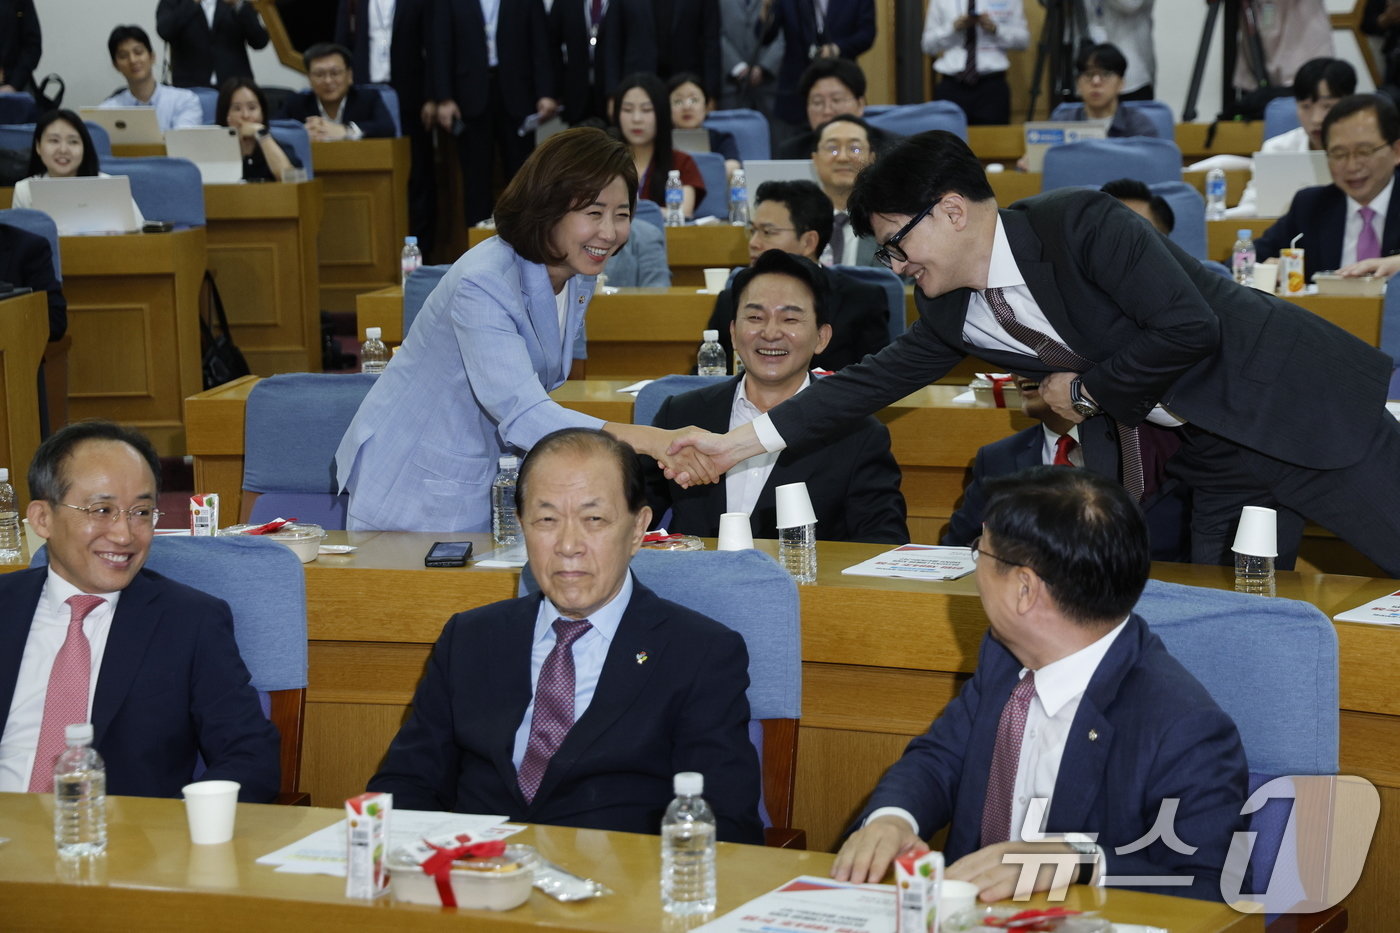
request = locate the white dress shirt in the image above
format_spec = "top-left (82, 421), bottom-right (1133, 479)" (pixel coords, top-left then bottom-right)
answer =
top-left (316, 95), bottom-right (365, 140)
top-left (1086, 0), bottom-right (1155, 95)
top-left (0, 571), bottom-right (123, 792)
top-left (480, 0), bottom-right (502, 67)
top-left (201, 0), bottom-right (218, 28)
top-left (1342, 177), bottom-right (1393, 269)
top-left (832, 210), bottom-right (859, 266)
top-left (921, 0), bottom-right (1030, 77)
top-left (369, 0), bottom-right (396, 83)
top-left (510, 573), bottom-right (633, 771)
top-left (725, 376), bottom-right (809, 517)
top-left (99, 84), bottom-right (204, 131)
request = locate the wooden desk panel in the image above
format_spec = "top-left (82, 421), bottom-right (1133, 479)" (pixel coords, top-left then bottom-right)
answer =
top-left (60, 229), bottom-right (207, 456)
top-left (205, 181), bottom-right (324, 375)
top-left (313, 138), bottom-right (411, 312)
top-left (0, 291), bottom-right (48, 505)
top-left (1176, 121), bottom-right (1265, 159)
top-left (1183, 169), bottom-right (1252, 208)
top-left (967, 124), bottom-right (1026, 162)
top-left (1208, 217), bottom-right (1279, 263)
top-left (356, 285), bottom-right (402, 342)
top-left (988, 171), bottom-right (1041, 203)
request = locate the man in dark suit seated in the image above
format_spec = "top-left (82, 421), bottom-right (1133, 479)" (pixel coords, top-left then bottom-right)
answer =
top-left (0, 421), bottom-right (280, 800)
top-left (942, 377), bottom-right (1192, 562)
top-left (653, 250), bottom-right (907, 543)
top-left (1256, 93), bottom-right (1400, 282)
top-left (812, 115), bottom-right (881, 267)
top-left (281, 42), bottom-right (396, 141)
top-left (0, 223), bottom-right (65, 342)
top-left (704, 179), bottom-right (889, 373)
top-left (833, 467), bottom-right (1248, 902)
top-left (369, 428), bottom-right (763, 843)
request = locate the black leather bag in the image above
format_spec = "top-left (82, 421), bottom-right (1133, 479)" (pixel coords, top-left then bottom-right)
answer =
top-left (199, 271), bottom-right (251, 389)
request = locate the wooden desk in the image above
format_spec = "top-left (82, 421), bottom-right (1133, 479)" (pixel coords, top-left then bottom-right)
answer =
top-left (313, 138), bottom-right (411, 313)
top-left (1286, 294), bottom-right (1384, 346)
top-left (204, 181), bottom-right (324, 375)
top-left (0, 793), bottom-right (1260, 933)
top-left (1208, 217), bottom-right (1279, 263)
top-left (1183, 169), bottom-right (1252, 208)
top-left (356, 285), bottom-right (402, 342)
top-left (988, 171), bottom-right (1041, 204)
top-left (0, 291), bottom-right (48, 504)
top-left (1176, 122), bottom-right (1265, 160)
top-left (468, 226), bottom-right (752, 289)
top-left (967, 124), bottom-right (1026, 162)
top-left (60, 228), bottom-right (208, 456)
top-left (585, 287), bottom-right (715, 378)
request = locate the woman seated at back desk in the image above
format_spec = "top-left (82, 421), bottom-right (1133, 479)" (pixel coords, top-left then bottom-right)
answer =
top-left (613, 72), bottom-right (706, 220)
top-left (216, 77), bottom-right (301, 182)
top-left (668, 71), bottom-right (741, 181)
top-left (10, 109), bottom-right (146, 225)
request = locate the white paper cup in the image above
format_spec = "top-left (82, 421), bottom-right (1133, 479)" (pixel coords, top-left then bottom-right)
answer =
top-left (774, 482), bottom-right (817, 529)
top-left (1251, 263), bottom-right (1278, 294)
top-left (1232, 505), bottom-right (1278, 557)
top-left (703, 267), bottom-right (731, 293)
top-left (939, 878), bottom-right (979, 922)
top-left (182, 780), bottom-right (240, 845)
top-left (717, 512), bottom-right (755, 550)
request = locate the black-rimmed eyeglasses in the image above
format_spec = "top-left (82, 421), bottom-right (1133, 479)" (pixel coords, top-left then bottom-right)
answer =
top-left (873, 199), bottom-right (942, 269)
top-left (969, 534), bottom-right (1024, 568)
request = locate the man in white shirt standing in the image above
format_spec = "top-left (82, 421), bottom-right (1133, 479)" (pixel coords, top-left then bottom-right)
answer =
top-left (98, 25), bottom-right (202, 131)
top-left (921, 0), bottom-right (1028, 125)
top-left (831, 466), bottom-right (1248, 901)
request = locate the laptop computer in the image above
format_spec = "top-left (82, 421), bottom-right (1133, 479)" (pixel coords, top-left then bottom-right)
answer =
top-left (27, 176), bottom-right (142, 235)
top-left (165, 126), bottom-right (244, 184)
top-left (78, 107), bottom-right (165, 146)
top-left (1022, 121), bottom-right (1110, 172)
top-left (1252, 150), bottom-right (1331, 217)
top-left (740, 159), bottom-right (819, 194)
top-left (673, 128), bottom-right (711, 154)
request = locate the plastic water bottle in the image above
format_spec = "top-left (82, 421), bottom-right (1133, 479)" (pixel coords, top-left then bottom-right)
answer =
top-left (360, 326), bottom-right (389, 374)
top-left (664, 170), bottom-right (685, 227)
top-left (1234, 553), bottom-right (1276, 597)
top-left (1231, 230), bottom-right (1255, 286)
top-left (779, 522), bottom-right (817, 584)
top-left (491, 455), bottom-right (521, 548)
top-left (54, 723), bottom-right (106, 858)
top-left (697, 329), bottom-right (726, 375)
top-left (661, 771), bottom-right (716, 916)
top-left (400, 235), bottom-right (422, 285)
top-left (0, 467), bottom-right (21, 564)
top-left (1205, 168), bottom-right (1227, 221)
top-left (728, 168), bottom-right (750, 226)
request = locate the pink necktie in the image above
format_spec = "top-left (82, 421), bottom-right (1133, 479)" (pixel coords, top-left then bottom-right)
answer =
top-left (980, 670), bottom-right (1036, 847)
top-left (28, 595), bottom-right (105, 793)
top-left (1052, 434), bottom-right (1078, 466)
top-left (1357, 206), bottom-right (1380, 262)
top-left (517, 618), bottom-right (592, 803)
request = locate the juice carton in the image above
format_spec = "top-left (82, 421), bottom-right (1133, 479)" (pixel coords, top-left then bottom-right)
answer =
top-left (345, 791), bottom-right (391, 898)
top-left (896, 849), bottom-right (944, 933)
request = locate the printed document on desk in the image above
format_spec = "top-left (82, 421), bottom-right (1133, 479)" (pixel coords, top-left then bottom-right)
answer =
top-left (697, 876), bottom-right (896, 932)
top-left (257, 810), bottom-right (522, 876)
top-left (842, 544), bottom-right (976, 581)
top-left (1334, 589), bottom-right (1400, 626)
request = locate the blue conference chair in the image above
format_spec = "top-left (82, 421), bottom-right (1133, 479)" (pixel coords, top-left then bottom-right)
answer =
top-left (634, 197), bottom-right (666, 231)
top-left (98, 155), bottom-right (205, 227)
top-left (1150, 180), bottom-right (1207, 260)
top-left (241, 372), bottom-right (378, 527)
top-left (1201, 259), bottom-right (1232, 279)
top-left (833, 264), bottom-right (903, 343)
top-left (402, 263), bottom-right (452, 338)
top-left (1049, 100), bottom-right (1175, 140)
top-left (32, 535), bottom-right (310, 802)
top-left (0, 91), bottom-right (37, 123)
top-left (523, 548), bottom-right (804, 846)
top-left (84, 121), bottom-right (112, 156)
top-left (1042, 137), bottom-right (1183, 191)
top-left (705, 109), bottom-right (771, 161)
top-left (1382, 275), bottom-right (1400, 367)
top-left (692, 151), bottom-right (729, 220)
top-left (190, 86), bottom-right (219, 124)
top-left (634, 373), bottom-right (730, 426)
top-left (0, 122), bottom-right (112, 157)
top-left (361, 83), bottom-right (402, 136)
top-left (1263, 96), bottom-right (1301, 142)
top-left (866, 101), bottom-right (968, 141)
top-left (269, 119), bottom-right (314, 179)
top-left (0, 208), bottom-right (61, 278)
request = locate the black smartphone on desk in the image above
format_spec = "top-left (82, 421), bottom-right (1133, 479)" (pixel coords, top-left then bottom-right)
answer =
top-left (425, 540), bottom-right (473, 567)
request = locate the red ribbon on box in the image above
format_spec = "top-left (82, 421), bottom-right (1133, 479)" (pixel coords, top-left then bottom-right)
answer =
top-left (643, 532), bottom-right (687, 543)
top-left (983, 907), bottom-right (1084, 929)
top-left (419, 834), bottom-right (508, 907)
top-left (242, 518), bottom-right (296, 535)
top-left (988, 374), bottom-right (1014, 408)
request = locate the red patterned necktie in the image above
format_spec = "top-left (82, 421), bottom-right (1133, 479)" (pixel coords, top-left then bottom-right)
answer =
top-left (980, 670), bottom-right (1037, 847)
top-left (517, 618), bottom-right (593, 803)
top-left (1357, 206), bottom-right (1380, 262)
top-left (983, 287), bottom-right (1144, 501)
top-left (1052, 434), bottom-right (1077, 466)
top-left (28, 595), bottom-right (105, 792)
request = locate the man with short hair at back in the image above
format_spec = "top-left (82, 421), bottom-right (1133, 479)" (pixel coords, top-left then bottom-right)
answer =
top-left (702, 179), bottom-right (889, 373)
top-left (1099, 177), bottom-right (1174, 235)
top-left (834, 467), bottom-right (1248, 901)
top-left (777, 57), bottom-right (893, 159)
top-left (651, 249), bottom-right (907, 543)
top-left (282, 42), bottom-right (397, 141)
top-left (811, 114), bottom-right (881, 266)
top-left (0, 421), bottom-right (279, 800)
top-left (369, 427), bottom-right (763, 843)
top-left (98, 25), bottom-right (202, 131)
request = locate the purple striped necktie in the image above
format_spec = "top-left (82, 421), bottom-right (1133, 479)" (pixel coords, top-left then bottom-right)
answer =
top-left (517, 618), bottom-right (592, 803)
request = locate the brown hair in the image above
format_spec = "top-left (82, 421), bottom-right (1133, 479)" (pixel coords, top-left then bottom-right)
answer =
top-left (494, 127), bottom-right (637, 265)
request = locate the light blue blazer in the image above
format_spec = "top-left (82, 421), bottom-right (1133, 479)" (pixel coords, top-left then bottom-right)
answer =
top-left (335, 236), bottom-right (605, 532)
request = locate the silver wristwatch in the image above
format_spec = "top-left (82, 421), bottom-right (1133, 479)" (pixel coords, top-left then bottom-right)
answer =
top-left (1069, 377), bottom-right (1100, 418)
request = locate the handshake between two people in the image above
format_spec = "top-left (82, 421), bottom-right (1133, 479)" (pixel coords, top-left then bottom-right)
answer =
top-left (650, 422), bottom-right (770, 488)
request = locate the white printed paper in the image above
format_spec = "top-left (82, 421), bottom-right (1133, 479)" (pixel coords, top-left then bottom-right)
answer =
top-left (841, 544), bottom-right (976, 582)
top-left (1333, 589), bottom-right (1400, 625)
top-left (696, 875), bottom-right (896, 932)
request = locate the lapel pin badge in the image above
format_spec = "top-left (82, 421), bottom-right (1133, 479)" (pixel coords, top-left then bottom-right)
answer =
top-left (1087, 729), bottom-right (1099, 742)
top-left (635, 651), bottom-right (648, 665)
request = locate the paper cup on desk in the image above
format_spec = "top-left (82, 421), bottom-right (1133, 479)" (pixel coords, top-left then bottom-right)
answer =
top-left (1251, 263), bottom-right (1278, 294)
top-left (182, 780), bottom-right (240, 845)
top-left (717, 512), bottom-right (755, 550)
top-left (774, 482), bottom-right (817, 529)
top-left (939, 879), bottom-right (979, 921)
top-left (1232, 506), bottom-right (1278, 557)
top-left (703, 267), bottom-right (731, 293)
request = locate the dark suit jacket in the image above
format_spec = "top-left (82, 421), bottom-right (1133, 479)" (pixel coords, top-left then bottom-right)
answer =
top-left (861, 614), bottom-right (1249, 901)
top-left (281, 86), bottom-right (397, 138)
top-left (433, 0), bottom-right (554, 121)
top-left (1254, 172), bottom-right (1400, 281)
top-left (368, 578), bottom-right (763, 844)
top-left (649, 375), bottom-right (908, 543)
top-left (0, 224), bottom-right (64, 341)
top-left (336, 0), bottom-right (434, 116)
top-left (654, 0), bottom-right (722, 99)
top-left (764, 0), bottom-right (876, 125)
top-left (551, 0), bottom-right (657, 124)
top-left (0, 0), bottom-right (40, 92)
top-left (767, 189), bottom-right (1394, 472)
top-left (156, 0), bottom-right (268, 88)
top-left (704, 265), bottom-right (889, 373)
top-left (941, 422), bottom-right (1191, 562)
top-left (0, 567), bottom-right (280, 802)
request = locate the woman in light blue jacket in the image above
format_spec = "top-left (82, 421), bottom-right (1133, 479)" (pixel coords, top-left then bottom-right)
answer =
top-left (336, 128), bottom-right (710, 532)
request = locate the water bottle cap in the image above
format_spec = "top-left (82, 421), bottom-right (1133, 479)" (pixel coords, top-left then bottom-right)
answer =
top-left (1236, 230), bottom-right (1253, 239)
top-left (674, 771), bottom-right (703, 795)
top-left (702, 329), bottom-right (719, 341)
top-left (65, 723), bottom-right (93, 745)
top-left (498, 455), bottom-right (519, 470)
top-left (0, 467), bottom-right (7, 482)
top-left (366, 327), bottom-right (382, 339)
top-left (405, 236), bottom-right (418, 245)
top-left (668, 170), bottom-right (682, 181)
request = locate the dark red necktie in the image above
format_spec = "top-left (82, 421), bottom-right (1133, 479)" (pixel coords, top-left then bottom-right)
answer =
top-left (1052, 434), bottom-right (1077, 466)
top-left (517, 618), bottom-right (592, 803)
